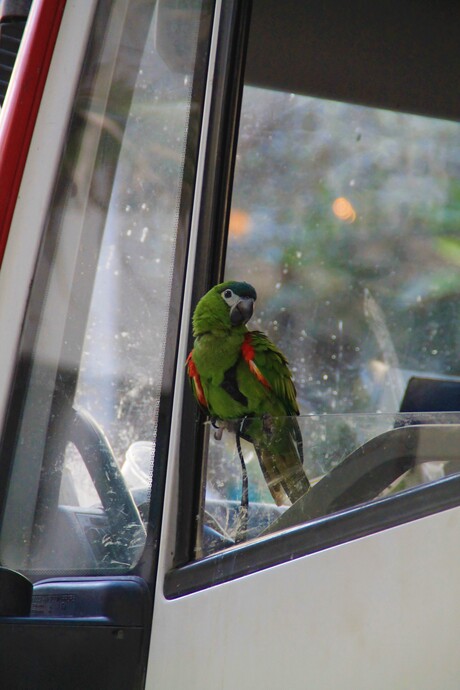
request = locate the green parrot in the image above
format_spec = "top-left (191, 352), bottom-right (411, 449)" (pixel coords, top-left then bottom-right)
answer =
top-left (187, 280), bottom-right (310, 506)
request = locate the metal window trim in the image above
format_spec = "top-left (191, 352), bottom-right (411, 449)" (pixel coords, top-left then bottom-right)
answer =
top-left (172, 0), bottom-right (253, 572)
top-left (151, 0), bottom-right (225, 592)
top-left (164, 472), bottom-right (460, 598)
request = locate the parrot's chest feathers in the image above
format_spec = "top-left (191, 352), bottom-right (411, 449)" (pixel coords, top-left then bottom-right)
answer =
top-left (192, 328), bottom-right (271, 418)
top-left (193, 330), bottom-right (243, 383)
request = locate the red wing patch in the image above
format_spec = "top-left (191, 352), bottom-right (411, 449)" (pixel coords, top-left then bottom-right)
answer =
top-left (186, 351), bottom-right (207, 408)
top-left (241, 333), bottom-right (271, 389)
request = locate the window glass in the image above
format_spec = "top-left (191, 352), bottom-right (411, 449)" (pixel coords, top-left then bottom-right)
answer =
top-left (0, 0), bottom-right (209, 576)
top-left (195, 49), bottom-right (460, 556)
top-left (228, 90), bottom-right (460, 414)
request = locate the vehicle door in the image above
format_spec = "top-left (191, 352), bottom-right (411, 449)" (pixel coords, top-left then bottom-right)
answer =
top-left (147, 2), bottom-right (460, 689)
top-left (0, 0), bottom-right (213, 687)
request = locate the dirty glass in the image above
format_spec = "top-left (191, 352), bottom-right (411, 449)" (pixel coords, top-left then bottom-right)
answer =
top-left (198, 412), bottom-right (460, 557)
top-left (228, 91), bottom-right (460, 414)
top-left (196, 79), bottom-right (460, 555)
top-left (0, 0), bottom-right (208, 575)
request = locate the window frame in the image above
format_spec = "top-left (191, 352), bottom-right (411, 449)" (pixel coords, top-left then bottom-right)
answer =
top-left (173, 0), bottom-right (252, 570)
top-left (165, 473), bottom-right (460, 598)
top-left (166, 0), bottom-right (460, 598)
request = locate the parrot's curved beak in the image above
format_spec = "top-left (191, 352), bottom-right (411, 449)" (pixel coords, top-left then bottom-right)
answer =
top-left (230, 297), bottom-right (254, 326)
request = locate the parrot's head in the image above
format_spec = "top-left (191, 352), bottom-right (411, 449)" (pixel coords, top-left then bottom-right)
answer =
top-left (192, 281), bottom-right (257, 336)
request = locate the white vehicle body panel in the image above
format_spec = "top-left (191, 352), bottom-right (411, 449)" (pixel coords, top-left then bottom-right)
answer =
top-left (149, 506), bottom-right (460, 689)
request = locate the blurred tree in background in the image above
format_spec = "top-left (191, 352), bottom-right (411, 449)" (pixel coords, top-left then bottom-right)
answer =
top-left (226, 87), bottom-right (460, 414)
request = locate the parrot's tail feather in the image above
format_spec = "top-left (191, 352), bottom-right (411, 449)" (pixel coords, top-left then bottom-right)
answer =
top-left (241, 415), bottom-right (310, 507)
top-left (256, 445), bottom-right (310, 506)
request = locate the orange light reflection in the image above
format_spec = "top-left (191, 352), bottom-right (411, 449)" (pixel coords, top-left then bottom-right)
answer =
top-left (332, 197), bottom-right (356, 223)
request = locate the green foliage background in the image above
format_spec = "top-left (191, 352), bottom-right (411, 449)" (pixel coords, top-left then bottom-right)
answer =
top-left (226, 88), bottom-right (460, 414)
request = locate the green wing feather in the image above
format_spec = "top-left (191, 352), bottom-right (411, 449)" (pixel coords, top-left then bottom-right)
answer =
top-left (245, 331), bottom-right (300, 415)
top-left (240, 331), bottom-right (310, 505)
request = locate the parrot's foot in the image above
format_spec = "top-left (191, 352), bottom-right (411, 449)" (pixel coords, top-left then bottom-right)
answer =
top-left (211, 418), bottom-right (224, 441)
top-left (212, 418), bottom-right (238, 440)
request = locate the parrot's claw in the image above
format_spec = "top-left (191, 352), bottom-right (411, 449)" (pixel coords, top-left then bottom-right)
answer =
top-left (211, 418), bottom-right (224, 441)
top-left (213, 418), bottom-right (236, 440)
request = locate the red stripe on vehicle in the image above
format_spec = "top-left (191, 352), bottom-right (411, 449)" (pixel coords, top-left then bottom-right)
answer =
top-left (0, 0), bottom-right (67, 267)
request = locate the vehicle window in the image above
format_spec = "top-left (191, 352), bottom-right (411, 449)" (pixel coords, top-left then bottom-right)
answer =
top-left (194, 3), bottom-right (460, 558)
top-left (0, 0), bottom-right (209, 577)
top-left (0, 1), bottom-right (31, 107)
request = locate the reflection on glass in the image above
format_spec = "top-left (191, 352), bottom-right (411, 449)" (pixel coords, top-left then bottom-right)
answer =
top-left (0, 0), bottom-right (207, 575)
top-left (198, 410), bottom-right (460, 557)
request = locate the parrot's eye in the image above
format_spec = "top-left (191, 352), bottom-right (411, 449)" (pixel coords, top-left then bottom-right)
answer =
top-left (221, 287), bottom-right (242, 308)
